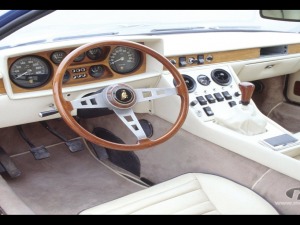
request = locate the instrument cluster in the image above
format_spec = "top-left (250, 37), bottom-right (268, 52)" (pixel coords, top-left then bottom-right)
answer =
top-left (8, 45), bottom-right (144, 91)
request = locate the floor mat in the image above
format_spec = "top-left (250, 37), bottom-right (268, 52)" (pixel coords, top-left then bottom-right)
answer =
top-left (268, 102), bottom-right (300, 133)
top-left (4, 143), bottom-right (142, 214)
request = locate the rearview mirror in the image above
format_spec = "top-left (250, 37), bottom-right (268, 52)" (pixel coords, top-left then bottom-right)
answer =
top-left (260, 10), bottom-right (300, 22)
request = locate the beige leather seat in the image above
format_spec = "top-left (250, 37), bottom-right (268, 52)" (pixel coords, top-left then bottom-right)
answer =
top-left (80, 173), bottom-right (278, 215)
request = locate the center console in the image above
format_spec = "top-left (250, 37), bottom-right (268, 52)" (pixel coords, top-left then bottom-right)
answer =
top-left (155, 64), bottom-right (300, 181)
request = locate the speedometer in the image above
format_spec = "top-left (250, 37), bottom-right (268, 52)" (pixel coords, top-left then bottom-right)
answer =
top-left (109, 46), bottom-right (141, 74)
top-left (9, 56), bottom-right (51, 88)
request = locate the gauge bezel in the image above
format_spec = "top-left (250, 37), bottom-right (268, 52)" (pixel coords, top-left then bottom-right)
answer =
top-left (50, 51), bottom-right (67, 64)
top-left (74, 52), bottom-right (86, 62)
top-left (9, 55), bottom-right (52, 89)
top-left (173, 74), bottom-right (196, 93)
top-left (197, 74), bottom-right (211, 86)
top-left (86, 47), bottom-right (103, 60)
top-left (108, 46), bottom-right (142, 74)
top-left (89, 65), bottom-right (105, 78)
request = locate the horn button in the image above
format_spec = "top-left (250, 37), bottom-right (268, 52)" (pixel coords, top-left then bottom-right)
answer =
top-left (105, 84), bottom-right (137, 109)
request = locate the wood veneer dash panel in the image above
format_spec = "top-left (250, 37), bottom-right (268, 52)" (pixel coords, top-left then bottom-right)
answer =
top-left (8, 45), bottom-right (146, 94)
top-left (0, 80), bottom-right (5, 93)
top-left (288, 44), bottom-right (300, 54)
top-left (166, 48), bottom-right (260, 69)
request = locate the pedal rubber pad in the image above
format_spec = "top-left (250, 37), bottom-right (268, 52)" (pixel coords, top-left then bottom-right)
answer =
top-left (30, 146), bottom-right (50, 160)
top-left (0, 147), bottom-right (21, 178)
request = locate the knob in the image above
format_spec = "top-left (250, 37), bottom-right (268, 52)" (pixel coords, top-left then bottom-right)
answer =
top-left (206, 55), bottom-right (213, 62)
top-left (239, 82), bottom-right (255, 105)
top-left (169, 59), bottom-right (176, 65)
top-left (234, 91), bottom-right (241, 97)
top-left (188, 58), bottom-right (198, 64)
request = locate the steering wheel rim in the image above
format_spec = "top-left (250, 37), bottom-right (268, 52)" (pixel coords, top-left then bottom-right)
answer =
top-left (53, 40), bottom-right (189, 151)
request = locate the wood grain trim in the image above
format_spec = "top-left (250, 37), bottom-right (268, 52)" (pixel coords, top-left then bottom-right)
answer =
top-left (166, 48), bottom-right (260, 69)
top-left (288, 44), bottom-right (300, 54)
top-left (8, 45), bottom-right (146, 94)
top-left (0, 80), bottom-right (5, 93)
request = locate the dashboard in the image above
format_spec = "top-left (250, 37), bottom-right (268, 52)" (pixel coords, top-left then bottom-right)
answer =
top-left (1, 32), bottom-right (300, 127)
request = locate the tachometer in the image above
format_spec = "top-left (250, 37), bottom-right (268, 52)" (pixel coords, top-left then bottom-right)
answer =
top-left (9, 56), bottom-right (51, 88)
top-left (109, 46), bottom-right (141, 74)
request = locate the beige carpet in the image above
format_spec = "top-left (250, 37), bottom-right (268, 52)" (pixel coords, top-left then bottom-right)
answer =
top-left (4, 143), bottom-right (142, 215)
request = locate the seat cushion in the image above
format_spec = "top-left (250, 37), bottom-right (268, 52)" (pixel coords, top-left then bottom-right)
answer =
top-left (80, 173), bottom-right (278, 215)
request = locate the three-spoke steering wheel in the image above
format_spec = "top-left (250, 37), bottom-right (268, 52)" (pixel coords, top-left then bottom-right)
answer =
top-left (53, 40), bottom-right (189, 151)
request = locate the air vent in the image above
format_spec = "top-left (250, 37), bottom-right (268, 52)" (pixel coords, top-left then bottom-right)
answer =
top-left (260, 45), bottom-right (288, 57)
top-left (173, 74), bottom-right (196, 93)
top-left (211, 69), bottom-right (232, 86)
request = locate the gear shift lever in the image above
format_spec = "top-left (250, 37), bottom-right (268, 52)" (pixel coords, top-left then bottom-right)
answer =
top-left (239, 82), bottom-right (255, 106)
top-left (214, 81), bottom-right (267, 135)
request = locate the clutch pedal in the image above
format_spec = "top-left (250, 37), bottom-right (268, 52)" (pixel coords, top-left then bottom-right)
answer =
top-left (40, 121), bottom-right (84, 153)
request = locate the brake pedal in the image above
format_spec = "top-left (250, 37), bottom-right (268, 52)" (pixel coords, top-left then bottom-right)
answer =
top-left (17, 126), bottom-right (50, 160)
top-left (40, 121), bottom-right (84, 153)
top-left (0, 147), bottom-right (21, 178)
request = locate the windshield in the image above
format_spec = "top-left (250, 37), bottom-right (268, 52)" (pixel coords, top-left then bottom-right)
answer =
top-left (1, 10), bottom-right (300, 48)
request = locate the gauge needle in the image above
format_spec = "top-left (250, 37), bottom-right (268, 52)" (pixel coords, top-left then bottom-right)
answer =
top-left (111, 57), bottom-right (124, 64)
top-left (15, 69), bottom-right (32, 79)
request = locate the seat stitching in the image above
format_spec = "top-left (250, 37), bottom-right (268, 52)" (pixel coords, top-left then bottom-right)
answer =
top-left (132, 189), bottom-right (210, 214)
top-left (106, 177), bottom-right (202, 213)
top-left (193, 174), bottom-right (221, 213)
top-left (174, 200), bottom-right (216, 214)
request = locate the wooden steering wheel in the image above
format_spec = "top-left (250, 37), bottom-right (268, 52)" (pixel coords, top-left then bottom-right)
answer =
top-left (53, 40), bottom-right (189, 151)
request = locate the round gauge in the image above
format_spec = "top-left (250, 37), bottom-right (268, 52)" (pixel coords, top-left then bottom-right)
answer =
top-left (197, 75), bottom-right (211, 86)
top-left (74, 53), bottom-right (85, 62)
top-left (86, 48), bottom-right (103, 60)
top-left (89, 65), bottom-right (104, 78)
top-left (173, 74), bottom-right (196, 93)
top-left (9, 56), bottom-right (51, 88)
top-left (63, 71), bottom-right (70, 83)
top-left (50, 51), bottom-right (66, 64)
top-left (109, 46), bottom-right (141, 74)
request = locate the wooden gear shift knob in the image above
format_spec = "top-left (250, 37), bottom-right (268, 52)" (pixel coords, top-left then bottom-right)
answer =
top-left (239, 82), bottom-right (255, 105)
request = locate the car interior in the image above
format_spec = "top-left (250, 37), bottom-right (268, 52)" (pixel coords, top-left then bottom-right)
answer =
top-left (1, 10), bottom-right (300, 215)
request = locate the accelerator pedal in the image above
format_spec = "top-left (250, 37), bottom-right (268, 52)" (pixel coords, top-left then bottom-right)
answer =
top-left (40, 121), bottom-right (84, 153)
top-left (17, 126), bottom-right (50, 160)
top-left (0, 147), bottom-right (21, 178)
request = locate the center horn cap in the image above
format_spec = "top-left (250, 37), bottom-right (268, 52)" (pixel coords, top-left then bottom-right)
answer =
top-left (105, 84), bottom-right (137, 109)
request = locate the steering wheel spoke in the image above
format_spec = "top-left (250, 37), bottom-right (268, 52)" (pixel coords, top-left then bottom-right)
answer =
top-left (135, 87), bottom-right (177, 103)
top-left (113, 108), bottom-right (147, 141)
top-left (70, 93), bottom-right (107, 109)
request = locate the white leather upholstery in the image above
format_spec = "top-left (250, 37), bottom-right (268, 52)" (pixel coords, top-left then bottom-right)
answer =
top-left (80, 173), bottom-right (278, 215)
top-left (214, 104), bottom-right (267, 136)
